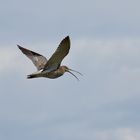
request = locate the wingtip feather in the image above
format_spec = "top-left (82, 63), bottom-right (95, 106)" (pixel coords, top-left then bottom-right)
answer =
top-left (65, 36), bottom-right (70, 40)
top-left (17, 45), bottom-right (23, 50)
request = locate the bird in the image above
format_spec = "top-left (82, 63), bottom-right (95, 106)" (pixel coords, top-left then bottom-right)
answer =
top-left (18, 36), bottom-right (82, 80)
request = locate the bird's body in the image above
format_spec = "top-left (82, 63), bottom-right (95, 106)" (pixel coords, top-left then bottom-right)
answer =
top-left (27, 66), bottom-right (66, 79)
top-left (18, 36), bottom-right (82, 80)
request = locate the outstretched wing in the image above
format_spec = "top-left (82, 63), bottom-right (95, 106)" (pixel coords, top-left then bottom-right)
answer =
top-left (44, 36), bottom-right (70, 72)
top-left (18, 45), bottom-right (47, 70)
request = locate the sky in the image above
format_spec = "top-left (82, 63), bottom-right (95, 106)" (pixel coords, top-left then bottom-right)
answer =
top-left (0, 0), bottom-right (140, 140)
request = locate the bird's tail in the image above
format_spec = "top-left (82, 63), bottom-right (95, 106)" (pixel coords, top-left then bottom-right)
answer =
top-left (27, 74), bottom-right (38, 79)
top-left (27, 71), bottom-right (42, 79)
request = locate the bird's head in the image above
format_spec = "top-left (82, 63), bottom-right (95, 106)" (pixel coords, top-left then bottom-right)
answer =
top-left (61, 66), bottom-right (82, 81)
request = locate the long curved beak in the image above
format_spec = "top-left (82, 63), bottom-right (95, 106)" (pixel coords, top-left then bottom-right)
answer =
top-left (67, 71), bottom-right (79, 81)
top-left (69, 69), bottom-right (83, 76)
top-left (67, 69), bottom-right (83, 81)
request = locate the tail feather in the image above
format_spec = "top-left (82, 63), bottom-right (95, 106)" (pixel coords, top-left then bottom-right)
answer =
top-left (27, 74), bottom-right (37, 79)
top-left (27, 70), bottom-right (43, 79)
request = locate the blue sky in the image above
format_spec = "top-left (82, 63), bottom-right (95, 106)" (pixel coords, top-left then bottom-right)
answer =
top-left (0, 0), bottom-right (140, 140)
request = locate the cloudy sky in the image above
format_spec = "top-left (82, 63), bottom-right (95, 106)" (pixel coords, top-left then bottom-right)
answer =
top-left (1, 0), bottom-right (140, 140)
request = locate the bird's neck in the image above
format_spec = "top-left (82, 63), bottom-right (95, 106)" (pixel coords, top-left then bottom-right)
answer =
top-left (57, 66), bottom-right (65, 74)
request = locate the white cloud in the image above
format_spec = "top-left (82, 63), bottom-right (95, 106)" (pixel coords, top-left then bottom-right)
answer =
top-left (94, 128), bottom-right (140, 140)
top-left (0, 48), bottom-right (17, 74)
top-left (0, 47), bottom-right (36, 77)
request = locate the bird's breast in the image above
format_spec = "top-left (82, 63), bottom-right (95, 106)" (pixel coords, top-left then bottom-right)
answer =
top-left (42, 69), bottom-right (64, 79)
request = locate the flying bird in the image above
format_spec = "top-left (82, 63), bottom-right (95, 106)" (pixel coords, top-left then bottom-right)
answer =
top-left (18, 36), bottom-right (82, 80)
